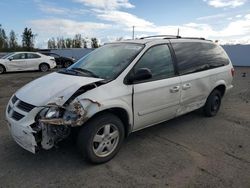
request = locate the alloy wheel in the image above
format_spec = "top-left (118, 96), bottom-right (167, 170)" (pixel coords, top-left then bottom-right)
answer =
top-left (92, 124), bottom-right (119, 158)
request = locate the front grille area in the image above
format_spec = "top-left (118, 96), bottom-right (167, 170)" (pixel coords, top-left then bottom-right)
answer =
top-left (12, 95), bottom-right (18, 104)
top-left (8, 95), bottom-right (36, 121)
top-left (7, 105), bottom-right (11, 113)
top-left (12, 111), bottom-right (25, 121)
top-left (17, 100), bottom-right (36, 112)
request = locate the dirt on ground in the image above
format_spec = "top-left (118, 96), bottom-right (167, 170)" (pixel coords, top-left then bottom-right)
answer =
top-left (0, 67), bottom-right (250, 188)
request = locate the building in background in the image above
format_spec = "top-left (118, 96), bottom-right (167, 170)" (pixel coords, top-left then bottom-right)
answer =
top-left (222, 45), bottom-right (250, 67)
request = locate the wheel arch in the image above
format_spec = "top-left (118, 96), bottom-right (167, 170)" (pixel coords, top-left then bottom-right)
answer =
top-left (39, 62), bottom-right (50, 70)
top-left (211, 81), bottom-right (226, 97)
top-left (83, 107), bottom-right (132, 137)
top-left (0, 64), bottom-right (6, 72)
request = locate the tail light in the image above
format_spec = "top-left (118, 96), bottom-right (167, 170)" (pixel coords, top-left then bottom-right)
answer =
top-left (231, 68), bottom-right (235, 77)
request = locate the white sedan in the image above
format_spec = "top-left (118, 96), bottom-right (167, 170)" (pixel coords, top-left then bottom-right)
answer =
top-left (0, 52), bottom-right (57, 74)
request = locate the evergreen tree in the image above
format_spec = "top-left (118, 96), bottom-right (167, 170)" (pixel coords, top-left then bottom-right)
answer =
top-left (22, 27), bottom-right (35, 50)
top-left (91, 37), bottom-right (99, 48)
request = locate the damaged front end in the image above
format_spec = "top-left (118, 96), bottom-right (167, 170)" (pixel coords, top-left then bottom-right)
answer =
top-left (32, 98), bottom-right (101, 151)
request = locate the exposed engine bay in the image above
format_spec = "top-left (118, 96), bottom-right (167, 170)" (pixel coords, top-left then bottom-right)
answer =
top-left (29, 82), bottom-right (104, 152)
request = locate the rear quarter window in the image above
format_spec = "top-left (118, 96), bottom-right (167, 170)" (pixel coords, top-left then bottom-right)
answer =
top-left (27, 53), bottom-right (41, 59)
top-left (172, 42), bottom-right (230, 75)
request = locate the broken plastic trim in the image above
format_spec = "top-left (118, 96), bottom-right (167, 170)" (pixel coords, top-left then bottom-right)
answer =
top-left (38, 80), bottom-right (106, 127)
top-left (39, 98), bottom-right (101, 127)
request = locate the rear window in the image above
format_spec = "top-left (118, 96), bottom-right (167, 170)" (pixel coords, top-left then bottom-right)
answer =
top-left (172, 42), bottom-right (230, 75)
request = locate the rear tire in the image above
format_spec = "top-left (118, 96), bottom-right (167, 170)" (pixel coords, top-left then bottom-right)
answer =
top-left (39, 63), bottom-right (49, 72)
top-left (0, 65), bottom-right (5, 74)
top-left (77, 113), bottom-right (125, 164)
top-left (204, 89), bottom-right (222, 117)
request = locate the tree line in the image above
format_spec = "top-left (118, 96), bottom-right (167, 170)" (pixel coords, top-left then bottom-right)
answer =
top-left (0, 24), bottom-right (100, 52)
top-left (0, 25), bottom-right (36, 52)
top-left (47, 34), bottom-right (99, 49)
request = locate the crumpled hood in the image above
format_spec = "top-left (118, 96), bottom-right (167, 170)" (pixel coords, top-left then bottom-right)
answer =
top-left (16, 72), bottom-right (103, 106)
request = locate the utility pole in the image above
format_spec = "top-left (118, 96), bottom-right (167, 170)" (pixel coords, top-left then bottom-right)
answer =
top-left (177, 28), bottom-right (180, 37)
top-left (132, 26), bottom-right (135, 40)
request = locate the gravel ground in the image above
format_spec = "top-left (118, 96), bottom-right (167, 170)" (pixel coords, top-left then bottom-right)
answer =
top-left (0, 67), bottom-right (250, 188)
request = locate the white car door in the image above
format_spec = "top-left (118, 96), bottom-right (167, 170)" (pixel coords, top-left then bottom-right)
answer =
top-left (26, 53), bottom-right (42, 70)
top-left (7, 53), bottom-right (27, 71)
top-left (131, 44), bottom-right (181, 131)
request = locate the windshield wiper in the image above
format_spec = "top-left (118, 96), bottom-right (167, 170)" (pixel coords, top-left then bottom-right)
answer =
top-left (71, 68), bottom-right (100, 78)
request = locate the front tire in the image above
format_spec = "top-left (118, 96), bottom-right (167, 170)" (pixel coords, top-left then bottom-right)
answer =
top-left (0, 65), bottom-right (5, 74)
top-left (77, 113), bottom-right (125, 164)
top-left (39, 63), bottom-right (49, 72)
top-left (204, 89), bottom-right (222, 117)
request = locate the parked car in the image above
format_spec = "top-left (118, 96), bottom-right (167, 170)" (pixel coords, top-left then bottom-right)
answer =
top-left (6, 36), bottom-right (234, 163)
top-left (0, 52), bottom-right (57, 74)
top-left (41, 52), bottom-right (75, 68)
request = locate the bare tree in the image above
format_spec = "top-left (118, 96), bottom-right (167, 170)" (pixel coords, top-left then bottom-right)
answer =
top-left (73, 34), bottom-right (82, 48)
top-left (9, 30), bottom-right (18, 49)
top-left (82, 38), bottom-right (87, 48)
top-left (0, 24), bottom-right (8, 49)
top-left (56, 37), bottom-right (66, 49)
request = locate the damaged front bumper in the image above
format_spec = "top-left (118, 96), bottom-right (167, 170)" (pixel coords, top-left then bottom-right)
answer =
top-left (6, 98), bottom-right (101, 154)
top-left (6, 114), bottom-right (38, 154)
top-left (8, 122), bottom-right (37, 153)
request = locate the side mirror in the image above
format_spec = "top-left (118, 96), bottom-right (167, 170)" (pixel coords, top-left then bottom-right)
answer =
top-left (127, 68), bottom-right (152, 84)
top-left (8, 57), bottom-right (13, 61)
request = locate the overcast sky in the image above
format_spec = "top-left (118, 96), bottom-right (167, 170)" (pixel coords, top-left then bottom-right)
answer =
top-left (0, 0), bottom-right (250, 47)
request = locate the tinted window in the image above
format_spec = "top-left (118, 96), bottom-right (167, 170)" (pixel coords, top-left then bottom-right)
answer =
top-left (172, 42), bottom-right (230, 75)
top-left (12, 53), bottom-right (26, 60)
top-left (27, 53), bottom-right (40, 59)
top-left (133, 45), bottom-right (175, 81)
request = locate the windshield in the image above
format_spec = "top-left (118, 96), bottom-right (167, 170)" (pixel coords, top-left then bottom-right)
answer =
top-left (63, 43), bottom-right (144, 80)
top-left (1, 52), bottom-right (15, 59)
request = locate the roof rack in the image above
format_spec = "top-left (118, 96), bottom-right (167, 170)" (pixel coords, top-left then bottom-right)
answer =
top-left (139, 35), bottom-right (181, 39)
top-left (139, 35), bottom-right (210, 41)
top-left (181, 37), bottom-right (206, 40)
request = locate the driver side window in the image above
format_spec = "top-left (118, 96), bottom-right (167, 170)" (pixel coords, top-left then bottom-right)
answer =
top-left (12, 53), bottom-right (26, 60)
top-left (134, 44), bottom-right (175, 81)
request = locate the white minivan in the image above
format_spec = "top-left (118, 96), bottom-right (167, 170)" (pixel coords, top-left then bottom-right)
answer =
top-left (0, 52), bottom-right (57, 74)
top-left (5, 36), bottom-right (234, 163)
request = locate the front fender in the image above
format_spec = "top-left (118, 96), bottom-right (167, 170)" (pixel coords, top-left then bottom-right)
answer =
top-left (77, 97), bottom-right (133, 127)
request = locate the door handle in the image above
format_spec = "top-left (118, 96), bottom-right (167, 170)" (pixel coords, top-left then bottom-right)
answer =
top-left (182, 83), bottom-right (191, 90)
top-left (170, 86), bottom-right (180, 93)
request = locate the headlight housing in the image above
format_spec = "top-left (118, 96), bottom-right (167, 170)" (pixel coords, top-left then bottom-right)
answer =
top-left (45, 107), bottom-right (62, 119)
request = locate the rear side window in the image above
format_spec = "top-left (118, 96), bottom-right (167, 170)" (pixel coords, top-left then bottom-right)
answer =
top-left (134, 44), bottom-right (175, 81)
top-left (27, 53), bottom-right (41, 59)
top-left (172, 42), bottom-right (230, 75)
